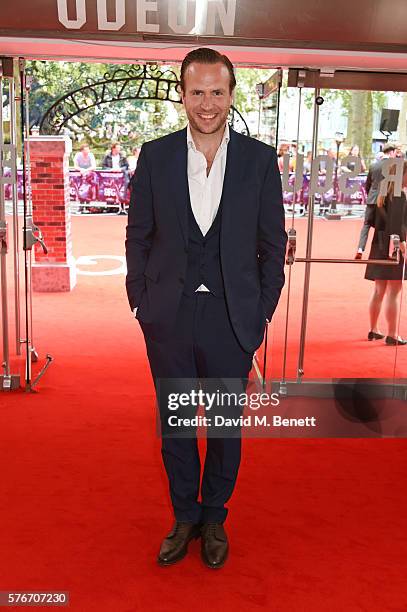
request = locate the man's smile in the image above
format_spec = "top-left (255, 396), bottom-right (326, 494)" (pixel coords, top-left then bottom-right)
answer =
top-left (197, 113), bottom-right (217, 120)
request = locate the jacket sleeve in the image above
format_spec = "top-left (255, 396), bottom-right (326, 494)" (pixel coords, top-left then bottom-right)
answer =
top-left (125, 145), bottom-right (155, 310)
top-left (258, 148), bottom-right (287, 321)
top-left (365, 168), bottom-right (372, 195)
top-left (121, 155), bottom-right (129, 170)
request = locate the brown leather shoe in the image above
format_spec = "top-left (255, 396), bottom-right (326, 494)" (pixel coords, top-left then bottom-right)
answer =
top-left (157, 522), bottom-right (201, 566)
top-left (201, 523), bottom-right (229, 569)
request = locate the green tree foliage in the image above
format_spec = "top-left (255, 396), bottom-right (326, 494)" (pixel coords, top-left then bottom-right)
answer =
top-left (234, 67), bottom-right (270, 115)
top-left (27, 60), bottom-right (396, 166)
top-left (303, 86), bottom-right (388, 162)
top-left (27, 60), bottom-right (186, 158)
top-left (26, 62), bottom-right (311, 148)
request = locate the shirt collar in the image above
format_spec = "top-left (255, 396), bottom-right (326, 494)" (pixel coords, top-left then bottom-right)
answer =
top-left (187, 123), bottom-right (230, 152)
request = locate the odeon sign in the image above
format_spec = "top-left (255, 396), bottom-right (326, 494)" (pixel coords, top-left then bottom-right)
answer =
top-left (0, 1), bottom-right (404, 52)
top-left (57, 0), bottom-right (237, 35)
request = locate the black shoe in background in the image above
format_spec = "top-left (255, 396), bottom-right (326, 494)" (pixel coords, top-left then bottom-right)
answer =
top-left (385, 336), bottom-right (407, 346)
top-left (368, 331), bottom-right (385, 340)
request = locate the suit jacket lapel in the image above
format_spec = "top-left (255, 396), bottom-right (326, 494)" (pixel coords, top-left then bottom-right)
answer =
top-left (220, 127), bottom-right (247, 233)
top-left (169, 128), bottom-right (189, 247)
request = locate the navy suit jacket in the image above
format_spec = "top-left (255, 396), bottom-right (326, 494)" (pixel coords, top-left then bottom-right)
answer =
top-left (125, 127), bottom-right (287, 353)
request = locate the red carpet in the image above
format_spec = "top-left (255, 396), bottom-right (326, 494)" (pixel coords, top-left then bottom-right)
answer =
top-left (0, 215), bottom-right (407, 611)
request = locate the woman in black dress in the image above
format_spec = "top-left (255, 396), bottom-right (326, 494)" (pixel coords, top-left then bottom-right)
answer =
top-left (365, 160), bottom-right (407, 345)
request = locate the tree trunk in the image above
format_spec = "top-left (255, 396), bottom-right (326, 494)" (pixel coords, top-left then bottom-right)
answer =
top-left (346, 99), bottom-right (353, 146)
top-left (363, 91), bottom-right (373, 163)
top-left (348, 90), bottom-right (373, 164)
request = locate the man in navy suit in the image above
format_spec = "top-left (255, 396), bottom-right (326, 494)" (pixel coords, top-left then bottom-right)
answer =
top-left (126, 48), bottom-right (287, 569)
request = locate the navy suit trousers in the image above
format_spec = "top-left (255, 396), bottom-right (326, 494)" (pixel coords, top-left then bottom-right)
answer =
top-left (140, 292), bottom-right (254, 524)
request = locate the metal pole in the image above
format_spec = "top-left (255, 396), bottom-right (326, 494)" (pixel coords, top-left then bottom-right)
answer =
top-left (19, 59), bottom-right (32, 388)
top-left (296, 88), bottom-right (321, 381)
top-left (294, 256), bottom-right (399, 265)
top-left (257, 98), bottom-right (262, 140)
top-left (0, 74), bottom-right (11, 380)
top-left (260, 69), bottom-right (283, 387)
top-left (261, 321), bottom-right (268, 389)
top-left (10, 72), bottom-right (21, 356)
top-left (23, 72), bottom-right (38, 364)
top-left (274, 70), bottom-right (282, 148)
top-left (0, 61), bottom-right (21, 391)
top-left (281, 86), bottom-right (303, 388)
top-left (392, 256), bottom-right (407, 390)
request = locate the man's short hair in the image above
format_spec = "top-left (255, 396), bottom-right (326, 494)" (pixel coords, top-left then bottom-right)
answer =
top-left (180, 47), bottom-right (236, 93)
top-left (383, 144), bottom-right (396, 154)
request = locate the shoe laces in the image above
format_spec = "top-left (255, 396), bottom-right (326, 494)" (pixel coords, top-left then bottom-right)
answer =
top-left (174, 521), bottom-right (190, 535)
top-left (206, 523), bottom-right (218, 536)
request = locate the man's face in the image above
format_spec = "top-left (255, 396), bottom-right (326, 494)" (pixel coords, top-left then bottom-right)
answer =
top-left (181, 62), bottom-right (233, 136)
top-left (112, 145), bottom-right (120, 155)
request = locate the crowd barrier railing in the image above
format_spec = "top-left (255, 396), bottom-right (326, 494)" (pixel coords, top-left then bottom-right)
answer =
top-left (4, 168), bottom-right (368, 211)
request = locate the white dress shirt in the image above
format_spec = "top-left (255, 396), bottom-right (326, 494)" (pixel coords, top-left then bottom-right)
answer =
top-left (187, 123), bottom-right (229, 291)
top-left (133, 123), bottom-right (229, 316)
top-left (111, 153), bottom-right (121, 170)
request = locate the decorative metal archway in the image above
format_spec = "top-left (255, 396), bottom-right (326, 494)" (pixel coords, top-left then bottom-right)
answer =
top-left (39, 64), bottom-right (250, 137)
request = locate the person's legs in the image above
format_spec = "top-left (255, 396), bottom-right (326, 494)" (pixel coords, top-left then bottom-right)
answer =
top-left (357, 222), bottom-right (370, 253)
top-left (384, 280), bottom-right (402, 338)
top-left (140, 294), bottom-right (202, 524)
top-left (357, 205), bottom-right (375, 252)
top-left (193, 294), bottom-right (254, 524)
top-left (369, 280), bottom-right (387, 333)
